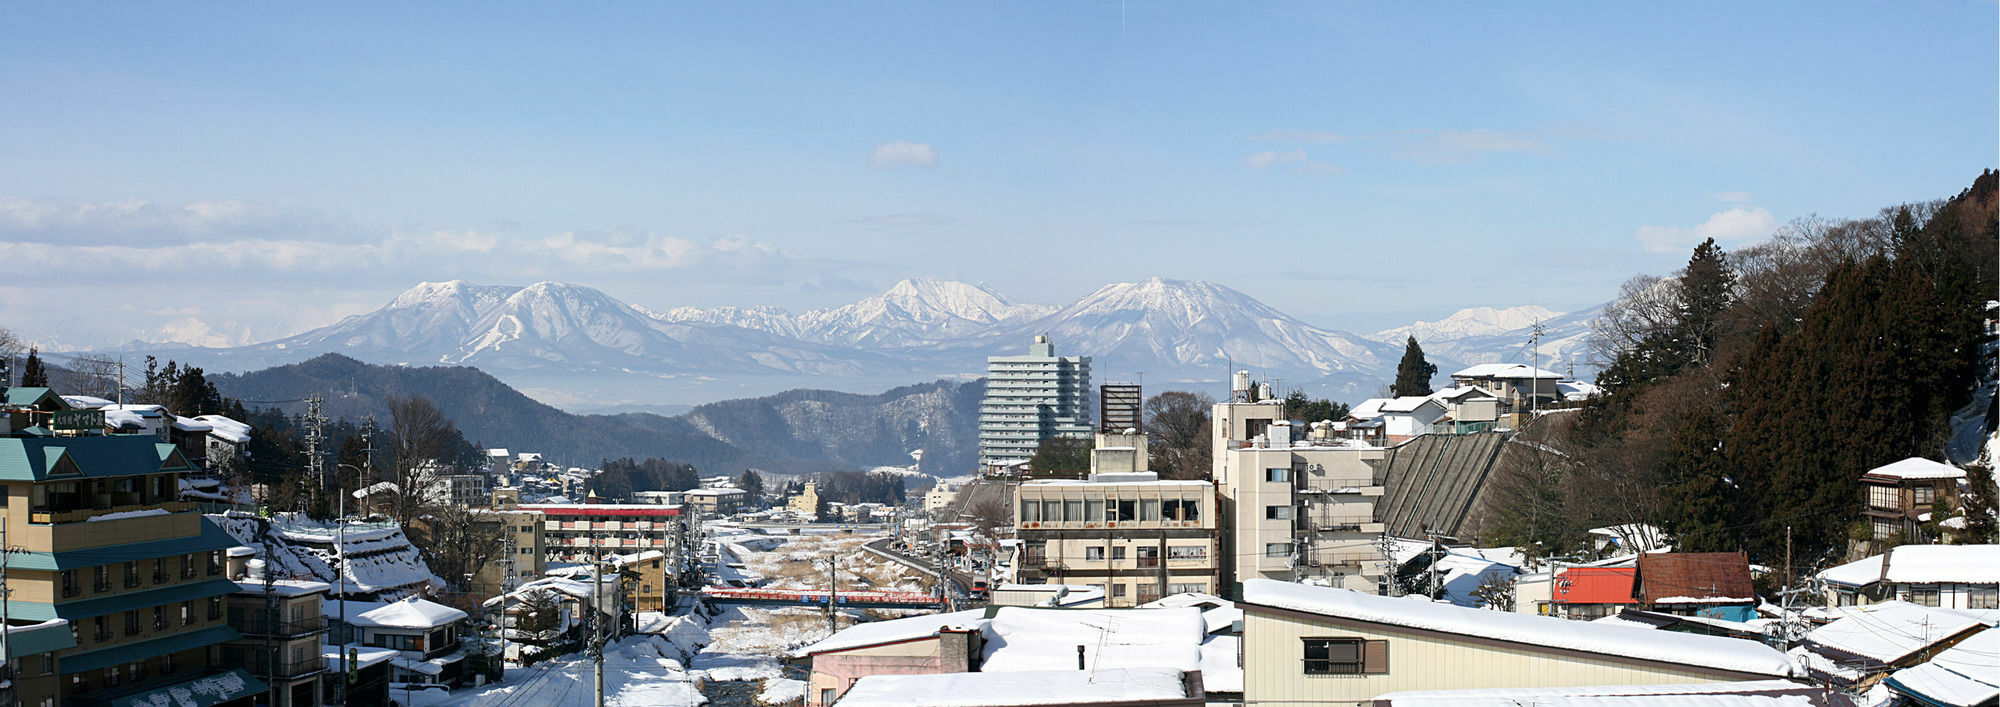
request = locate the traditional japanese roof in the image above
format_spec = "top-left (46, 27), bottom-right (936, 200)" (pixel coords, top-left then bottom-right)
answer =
top-left (0, 435), bottom-right (194, 481)
top-left (1862, 457), bottom-right (1965, 482)
top-left (1452, 363), bottom-right (1562, 380)
top-left (337, 596), bottom-right (467, 630)
top-left (1818, 545), bottom-right (2000, 588)
top-left (1884, 629), bottom-right (2000, 707)
top-left (1634, 552), bottom-right (1755, 605)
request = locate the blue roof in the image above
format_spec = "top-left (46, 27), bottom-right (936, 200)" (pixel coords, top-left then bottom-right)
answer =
top-left (3, 387), bottom-right (66, 409)
top-left (4, 620), bottom-right (76, 656)
top-left (61, 626), bottom-right (242, 675)
top-left (0, 434), bottom-right (192, 481)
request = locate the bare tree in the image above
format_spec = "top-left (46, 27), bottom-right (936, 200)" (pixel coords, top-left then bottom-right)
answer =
top-left (386, 395), bottom-right (458, 528)
top-left (1145, 391), bottom-right (1214, 480)
top-left (50, 355), bottom-right (121, 401)
top-left (415, 504), bottom-right (505, 593)
top-left (963, 496), bottom-right (1011, 537)
top-left (1587, 274), bottom-right (1681, 368)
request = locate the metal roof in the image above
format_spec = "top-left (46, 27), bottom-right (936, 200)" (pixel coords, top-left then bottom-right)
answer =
top-left (0, 435), bottom-right (194, 482)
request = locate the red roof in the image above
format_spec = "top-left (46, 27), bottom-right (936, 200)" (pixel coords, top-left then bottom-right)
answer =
top-left (1553, 567), bottom-right (1638, 605)
top-left (522, 504), bottom-right (682, 517)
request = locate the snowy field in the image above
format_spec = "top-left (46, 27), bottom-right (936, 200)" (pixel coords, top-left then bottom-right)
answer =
top-left (425, 526), bottom-right (923, 707)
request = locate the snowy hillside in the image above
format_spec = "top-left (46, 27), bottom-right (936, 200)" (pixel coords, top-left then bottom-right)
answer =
top-left (1371, 305), bottom-right (1560, 343)
top-left (655, 277), bottom-right (1056, 347)
top-left (1370, 304), bottom-right (1601, 377)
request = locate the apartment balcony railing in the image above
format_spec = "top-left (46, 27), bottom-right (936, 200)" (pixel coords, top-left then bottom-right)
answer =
top-left (31, 501), bottom-right (196, 525)
top-left (1135, 557), bottom-right (1161, 569)
top-left (242, 655), bottom-right (329, 680)
top-left (233, 615), bottom-right (327, 639)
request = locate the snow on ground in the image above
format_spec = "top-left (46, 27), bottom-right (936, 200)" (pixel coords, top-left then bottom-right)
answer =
top-left (427, 613), bottom-right (713, 707)
top-left (757, 678), bottom-right (807, 705)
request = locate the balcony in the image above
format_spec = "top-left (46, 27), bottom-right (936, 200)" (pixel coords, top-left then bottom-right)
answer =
top-left (241, 655), bottom-right (329, 680)
top-left (234, 615), bottom-right (327, 639)
top-left (31, 500), bottom-right (196, 525)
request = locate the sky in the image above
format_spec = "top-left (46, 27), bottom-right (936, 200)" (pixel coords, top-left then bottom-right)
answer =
top-left (1, 2), bottom-right (1994, 349)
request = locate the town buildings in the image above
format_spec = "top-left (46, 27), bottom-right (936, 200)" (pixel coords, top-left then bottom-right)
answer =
top-left (978, 335), bottom-right (1092, 469)
top-left (1860, 457), bottom-right (1966, 545)
top-left (1211, 385), bottom-right (1387, 596)
top-left (683, 487), bottom-right (746, 516)
top-left (1817, 544), bottom-right (2000, 609)
top-left (519, 502), bottom-right (692, 564)
top-left (223, 577), bottom-right (333, 707)
top-left (325, 597), bottom-right (470, 690)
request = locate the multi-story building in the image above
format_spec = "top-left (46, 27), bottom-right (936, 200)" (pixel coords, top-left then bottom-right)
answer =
top-left (467, 504), bottom-right (546, 599)
top-left (0, 431), bottom-right (263, 706)
top-left (520, 503), bottom-right (692, 564)
top-left (325, 597), bottom-right (469, 689)
top-left (1012, 433), bottom-right (1220, 606)
top-left (612, 550), bottom-right (674, 613)
top-left (1859, 456), bottom-right (1964, 545)
top-left (1212, 382), bottom-right (1387, 597)
top-left (1, 619), bottom-right (76, 707)
top-left (683, 488), bottom-right (746, 516)
top-left (788, 482), bottom-right (820, 515)
top-left (223, 578), bottom-right (331, 707)
top-left (978, 335), bottom-right (1092, 469)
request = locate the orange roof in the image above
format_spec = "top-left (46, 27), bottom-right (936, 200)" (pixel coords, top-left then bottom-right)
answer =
top-left (1553, 567), bottom-right (1638, 605)
top-left (1635, 552), bottom-right (1754, 605)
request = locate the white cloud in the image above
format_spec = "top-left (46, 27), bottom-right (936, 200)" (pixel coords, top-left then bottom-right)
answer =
top-left (149, 317), bottom-right (254, 348)
top-left (1251, 130), bottom-right (1348, 143)
top-left (1245, 150), bottom-right (1308, 169)
top-left (1635, 206), bottom-right (1778, 253)
top-left (1713, 191), bottom-right (1752, 203)
top-left (869, 141), bottom-right (940, 169)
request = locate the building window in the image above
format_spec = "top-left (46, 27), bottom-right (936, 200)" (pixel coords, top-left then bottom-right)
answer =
top-left (208, 551), bottom-right (224, 576)
top-left (1169, 582), bottom-right (1206, 595)
top-left (1266, 505), bottom-right (1293, 520)
top-left (72, 674), bottom-right (86, 694)
top-left (1140, 499), bottom-right (1160, 521)
top-left (154, 606), bottom-right (167, 631)
top-left (1042, 500), bottom-right (1060, 522)
top-left (93, 617), bottom-right (109, 642)
top-left (208, 597), bottom-right (223, 621)
top-left (1064, 500), bottom-right (1082, 522)
top-left (1909, 588), bottom-right (1941, 607)
top-left (60, 570), bottom-right (78, 598)
top-left (1168, 546), bottom-right (1207, 561)
top-left (1115, 500), bottom-right (1137, 521)
top-left (1867, 485), bottom-right (1899, 510)
top-left (822, 689), bottom-right (837, 705)
top-left (1912, 485), bottom-right (1935, 505)
top-left (1162, 500), bottom-right (1200, 522)
top-left (1085, 547), bottom-right (1105, 561)
top-left (1266, 543), bottom-right (1294, 558)
top-left (1971, 587), bottom-right (1998, 610)
top-left (94, 565), bottom-right (111, 593)
top-left (181, 601), bottom-right (194, 626)
top-left (40, 653), bottom-right (54, 675)
top-left (107, 665), bottom-right (120, 686)
top-left (1303, 637), bottom-right (1387, 675)
top-left (1111, 546), bottom-right (1127, 560)
top-left (130, 660), bottom-right (145, 681)
top-left (125, 562), bottom-right (142, 588)
top-left (1266, 467), bottom-right (1290, 483)
top-left (1020, 500), bottom-right (1040, 522)
top-left (181, 554), bottom-right (197, 579)
top-left (125, 611), bottom-right (140, 636)
top-left (162, 653), bottom-right (174, 673)
top-left (1112, 583), bottom-right (1127, 598)
top-left (153, 557), bottom-right (167, 584)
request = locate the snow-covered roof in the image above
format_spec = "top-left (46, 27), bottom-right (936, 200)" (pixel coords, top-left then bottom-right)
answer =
top-left (337, 596), bottom-right (468, 630)
top-left (1380, 396), bottom-right (1446, 414)
top-left (234, 579), bottom-right (332, 597)
top-left (324, 643), bottom-right (399, 670)
top-left (1452, 363), bottom-right (1562, 380)
top-left (103, 409), bottom-right (148, 429)
top-left (980, 607), bottom-right (1205, 673)
top-left (1558, 381), bottom-right (1604, 401)
top-left (1349, 398), bottom-right (1392, 419)
top-left (1588, 524), bottom-right (1672, 552)
top-left (1817, 545), bottom-right (2000, 587)
top-left (61, 395), bottom-right (115, 408)
top-left (192, 414), bottom-right (252, 444)
top-left (836, 667), bottom-right (1189, 707)
top-left (793, 608), bottom-right (988, 656)
top-left (684, 487), bottom-right (745, 497)
top-left (1376, 680), bottom-right (1823, 707)
top-left (1241, 579), bottom-right (1794, 677)
top-left (1885, 629), bottom-right (2000, 707)
top-left (170, 416), bottom-right (211, 432)
top-left (1862, 457), bottom-right (1965, 481)
top-left (1803, 601), bottom-right (1991, 664)
top-left (1432, 386), bottom-right (1498, 402)
top-left (352, 481), bottom-right (399, 499)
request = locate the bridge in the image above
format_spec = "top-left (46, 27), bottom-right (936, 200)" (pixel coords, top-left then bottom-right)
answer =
top-left (699, 586), bottom-right (944, 609)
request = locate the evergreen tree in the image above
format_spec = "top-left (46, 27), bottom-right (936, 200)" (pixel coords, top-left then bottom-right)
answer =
top-left (1673, 238), bottom-right (1734, 367)
top-left (20, 347), bottom-right (46, 387)
top-left (735, 469), bottom-right (765, 498)
top-left (1392, 336), bottom-right (1437, 397)
top-left (1655, 407), bottom-right (1736, 552)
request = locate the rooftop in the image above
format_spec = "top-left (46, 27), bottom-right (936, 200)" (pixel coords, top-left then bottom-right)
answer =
top-left (1818, 545), bottom-right (2000, 587)
top-left (1635, 552), bottom-right (1754, 605)
top-left (1241, 579), bottom-right (1795, 677)
top-left (1862, 457), bottom-right (1966, 481)
top-left (1452, 363), bottom-right (1563, 380)
top-left (836, 667), bottom-right (1189, 707)
top-left (1803, 601), bottom-right (1992, 664)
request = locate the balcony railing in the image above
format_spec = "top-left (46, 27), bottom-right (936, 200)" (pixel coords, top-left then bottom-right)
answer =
top-left (234, 615), bottom-right (327, 638)
top-left (242, 655), bottom-right (329, 679)
top-left (31, 501), bottom-right (196, 525)
top-left (1135, 557), bottom-right (1160, 569)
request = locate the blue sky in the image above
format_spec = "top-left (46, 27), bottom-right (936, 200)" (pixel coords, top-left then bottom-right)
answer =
top-left (1, 2), bottom-right (1993, 347)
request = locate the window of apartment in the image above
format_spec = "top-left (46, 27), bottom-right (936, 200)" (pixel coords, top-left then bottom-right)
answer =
top-left (1266, 543), bottom-right (1294, 558)
top-left (106, 665), bottom-right (120, 687)
top-left (1909, 588), bottom-right (1941, 607)
top-left (94, 565), bottom-right (111, 592)
top-left (181, 601), bottom-right (194, 626)
top-left (1266, 505), bottom-right (1293, 520)
top-left (208, 597), bottom-right (223, 621)
top-left (124, 610), bottom-right (140, 636)
top-left (1042, 500), bottom-right (1060, 522)
top-left (1112, 583), bottom-right (1127, 598)
top-left (1168, 546), bottom-right (1207, 560)
top-left (153, 606), bottom-right (167, 631)
top-left (1266, 467), bottom-right (1290, 483)
top-left (130, 660), bottom-right (146, 682)
top-left (125, 562), bottom-right (141, 588)
top-left (153, 557), bottom-right (167, 584)
top-left (1873, 520), bottom-right (1895, 540)
top-left (1020, 500), bottom-right (1040, 522)
top-left (1140, 499), bottom-right (1160, 521)
top-left (1912, 485), bottom-right (1935, 505)
top-left (93, 617), bottom-right (109, 642)
top-left (822, 689), bottom-right (837, 705)
top-left (520, 547), bottom-right (532, 556)
top-left (162, 653), bottom-right (174, 674)
top-left (1867, 485), bottom-right (1899, 509)
top-left (1085, 547), bottom-right (1105, 561)
top-left (1085, 499), bottom-right (1105, 522)
top-left (72, 674), bottom-right (87, 694)
top-left (60, 570), bottom-right (78, 598)
top-left (1111, 546), bottom-right (1126, 560)
top-left (40, 653), bottom-right (54, 675)
top-left (207, 551), bottom-right (224, 576)
top-left (1064, 500), bottom-right (1083, 522)
top-left (181, 554), bottom-right (197, 579)
top-left (1163, 500), bottom-right (1201, 522)
top-left (1302, 638), bottom-right (1387, 675)
top-left (1970, 587), bottom-right (1998, 610)
top-left (1169, 582), bottom-right (1206, 595)
top-left (1115, 500), bottom-right (1137, 521)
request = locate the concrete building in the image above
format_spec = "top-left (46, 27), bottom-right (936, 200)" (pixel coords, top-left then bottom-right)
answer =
top-left (978, 335), bottom-right (1093, 469)
top-left (223, 578), bottom-right (332, 707)
top-left (1012, 468), bottom-right (1220, 606)
top-left (467, 505), bottom-right (547, 599)
top-left (1212, 388), bottom-right (1387, 597)
top-left (683, 487), bottom-right (746, 516)
top-left (1239, 580), bottom-right (1796, 705)
top-left (0, 432), bottom-right (262, 706)
top-left (520, 503), bottom-right (692, 564)
top-left (612, 550), bottom-right (674, 613)
top-left (788, 482), bottom-right (821, 515)
top-left (922, 482), bottom-right (959, 515)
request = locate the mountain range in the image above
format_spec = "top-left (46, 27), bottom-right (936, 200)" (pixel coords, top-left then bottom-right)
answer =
top-left (111, 276), bottom-right (1599, 411)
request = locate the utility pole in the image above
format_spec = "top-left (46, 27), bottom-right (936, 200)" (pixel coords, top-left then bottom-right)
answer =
top-left (1785, 526), bottom-right (1794, 591)
top-left (593, 544), bottom-right (606, 707)
top-left (825, 557), bottom-right (840, 635)
top-left (1529, 320), bottom-right (1544, 419)
top-left (304, 394), bottom-right (327, 514)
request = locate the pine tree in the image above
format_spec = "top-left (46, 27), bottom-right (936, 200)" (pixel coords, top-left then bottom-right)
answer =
top-left (1656, 407), bottom-right (1737, 552)
top-left (1392, 336), bottom-right (1437, 397)
top-left (1673, 238), bottom-right (1734, 367)
top-left (20, 347), bottom-right (47, 387)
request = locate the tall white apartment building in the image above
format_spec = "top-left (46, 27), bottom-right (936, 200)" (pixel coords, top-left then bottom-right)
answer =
top-left (1212, 373), bottom-right (1387, 598)
top-left (979, 335), bottom-right (1093, 468)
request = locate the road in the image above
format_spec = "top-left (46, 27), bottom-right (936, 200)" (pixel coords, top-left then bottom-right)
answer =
top-left (864, 537), bottom-right (984, 605)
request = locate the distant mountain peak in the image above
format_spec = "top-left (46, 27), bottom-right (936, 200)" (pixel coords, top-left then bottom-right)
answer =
top-left (1371, 305), bottom-right (1564, 343)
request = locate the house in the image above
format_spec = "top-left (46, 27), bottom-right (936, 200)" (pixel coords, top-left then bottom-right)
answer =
top-left (190, 414), bottom-right (252, 470)
top-left (325, 597), bottom-right (470, 689)
top-left (1430, 386), bottom-right (1502, 434)
top-left (834, 668), bottom-right (1206, 707)
top-left (1792, 601), bottom-right (1993, 688)
top-left (1860, 457), bottom-right (1966, 545)
top-left (1385, 539), bottom-right (1522, 608)
top-left (1448, 364), bottom-right (1563, 405)
top-left (1631, 552), bottom-right (1757, 621)
top-left (793, 608), bottom-right (989, 706)
top-left (1238, 579), bottom-right (1796, 706)
top-left (1817, 544), bottom-right (2000, 610)
top-left (683, 487), bottom-right (746, 516)
top-left (1378, 396), bottom-right (1448, 442)
top-left (612, 549), bottom-right (675, 613)
top-left (1551, 567), bottom-right (1640, 620)
top-left (1883, 626), bottom-right (2000, 707)
top-left (224, 577), bottom-right (333, 707)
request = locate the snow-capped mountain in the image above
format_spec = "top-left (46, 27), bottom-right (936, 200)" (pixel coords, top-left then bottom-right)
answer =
top-left (1370, 305), bottom-right (1561, 344)
top-left (942, 278), bottom-right (1403, 396)
top-left (653, 277), bottom-right (1056, 347)
top-left (1369, 304), bottom-right (1601, 376)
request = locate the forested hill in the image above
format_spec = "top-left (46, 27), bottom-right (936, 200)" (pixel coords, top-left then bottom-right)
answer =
top-left (1480, 170), bottom-right (2000, 569)
top-left (211, 354), bottom-right (984, 477)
